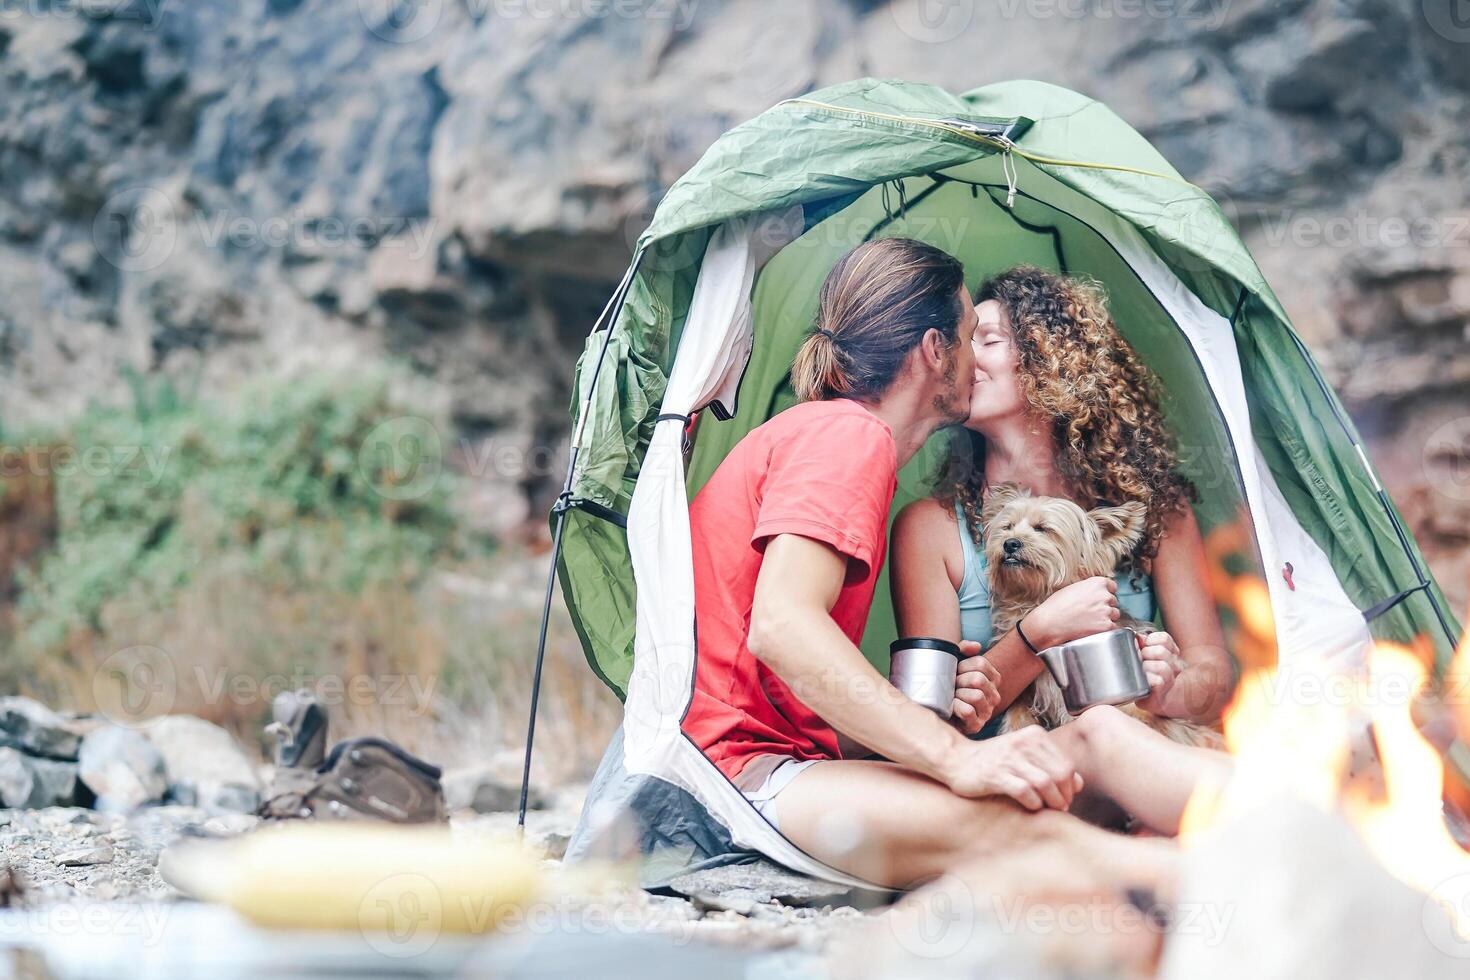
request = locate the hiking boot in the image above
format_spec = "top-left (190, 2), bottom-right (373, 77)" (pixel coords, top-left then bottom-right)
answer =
top-left (264, 689), bottom-right (327, 770)
top-left (259, 690), bottom-right (328, 817)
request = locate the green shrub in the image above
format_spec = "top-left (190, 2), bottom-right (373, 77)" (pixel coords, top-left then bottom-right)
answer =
top-left (13, 370), bottom-right (464, 657)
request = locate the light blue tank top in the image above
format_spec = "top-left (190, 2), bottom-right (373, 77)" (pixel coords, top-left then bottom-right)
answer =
top-left (954, 501), bottom-right (1157, 651)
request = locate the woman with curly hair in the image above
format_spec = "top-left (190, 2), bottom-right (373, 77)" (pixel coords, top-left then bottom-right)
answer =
top-left (891, 266), bottom-right (1234, 816)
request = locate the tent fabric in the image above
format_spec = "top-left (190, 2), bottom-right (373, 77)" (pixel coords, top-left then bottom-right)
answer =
top-left (560, 78), bottom-right (1459, 702)
top-left (557, 78), bottom-right (1463, 887)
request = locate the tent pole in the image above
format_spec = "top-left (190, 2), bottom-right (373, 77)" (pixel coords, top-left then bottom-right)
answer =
top-left (518, 250), bottom-right (644, 833)
top-left (517, 449), bottom-right (576, 833)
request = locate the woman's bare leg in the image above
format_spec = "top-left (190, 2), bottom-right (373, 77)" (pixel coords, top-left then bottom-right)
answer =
top-left (1048, 704), bottom-right (1231, 835)
top-left (772, 757), bottom-right (1177, 893)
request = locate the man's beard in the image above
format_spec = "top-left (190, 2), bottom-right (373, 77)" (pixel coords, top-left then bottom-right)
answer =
top-left (931, 350), bottom-right (969, 425)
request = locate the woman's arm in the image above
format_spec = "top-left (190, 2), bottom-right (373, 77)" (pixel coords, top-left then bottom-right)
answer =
top-left (891, 499), bottom-right (1126, 717)
top-left (890, 501), bottom-right (1001, 733)
top-left (1137, 505), bottom-right (1236, 722)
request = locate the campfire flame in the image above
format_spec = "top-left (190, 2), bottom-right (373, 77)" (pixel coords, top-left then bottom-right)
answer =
top-left (1183, 551), bottom-right (1470, 942)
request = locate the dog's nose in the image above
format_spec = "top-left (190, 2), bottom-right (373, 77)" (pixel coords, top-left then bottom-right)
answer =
top-left (1003, 538), bottom-right (1023, 555)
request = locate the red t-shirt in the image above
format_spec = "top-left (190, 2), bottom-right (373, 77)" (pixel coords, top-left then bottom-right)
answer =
top-left (681, 398), bottom-right (899, 783)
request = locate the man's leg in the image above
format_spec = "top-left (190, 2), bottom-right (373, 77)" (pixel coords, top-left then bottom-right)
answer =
top-left (773, 757), bottom-right (1177, 892)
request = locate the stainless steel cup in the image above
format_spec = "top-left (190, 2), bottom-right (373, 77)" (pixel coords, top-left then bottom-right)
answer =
top-left (1035, 627), bottom-right (1151, 713)
top-left (889, 637), bottom-right (962, 719)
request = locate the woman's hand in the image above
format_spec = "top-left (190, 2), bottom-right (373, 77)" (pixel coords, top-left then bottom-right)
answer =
top-left (940, 726), bottom-right (1083, 811)
top-left (949, 641), bottom-right (1001, 735)
top-left (1134, 630), bottom-right (1186, 715)
top-left (1021, 576), bottom-right (1120, 649)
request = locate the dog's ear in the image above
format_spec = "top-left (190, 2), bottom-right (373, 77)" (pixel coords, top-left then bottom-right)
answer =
top-left (1088, 500), bottom-right (1147, 563)
top-left (980, 482), bottom-right (1028, 527)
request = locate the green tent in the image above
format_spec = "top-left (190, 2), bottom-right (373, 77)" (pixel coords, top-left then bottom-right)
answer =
top-left (539, 79), bottom-right (1460, 885)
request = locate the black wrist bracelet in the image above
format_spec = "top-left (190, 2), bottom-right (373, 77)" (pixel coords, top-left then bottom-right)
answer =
top-left (1016, 616), bottom-right (1041, 655)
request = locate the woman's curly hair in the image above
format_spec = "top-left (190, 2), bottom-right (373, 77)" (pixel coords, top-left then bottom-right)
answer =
top-left (936, 266), bottom-right (1197, 577)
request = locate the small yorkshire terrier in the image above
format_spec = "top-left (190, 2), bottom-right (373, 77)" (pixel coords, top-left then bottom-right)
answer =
top-left (981, 483), bottom-right (1222, 749)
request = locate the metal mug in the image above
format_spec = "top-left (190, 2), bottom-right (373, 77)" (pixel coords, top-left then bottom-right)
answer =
top-left (889, 637), bottom-right (962, 719)
top-left (1035, 627), bottom-right (1151, 713)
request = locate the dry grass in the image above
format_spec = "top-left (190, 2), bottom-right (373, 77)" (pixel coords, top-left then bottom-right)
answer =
top-left (15, 546), bottom-right (622, 786)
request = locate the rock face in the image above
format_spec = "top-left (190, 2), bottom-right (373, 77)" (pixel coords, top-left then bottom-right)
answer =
top-left (0, 2), bottom-right (1465, 599)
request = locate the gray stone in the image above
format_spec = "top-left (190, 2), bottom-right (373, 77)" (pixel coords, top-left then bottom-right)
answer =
top-left (444, 767), bottom-right (547, 814)
top-left (0, 747), bottom-right (82, 809)
top-left (0, 697), bottom-right (85, 761)
top-left (140, 715), bottom-right (261, 814)
top-left (77, 726), bottom-right (167, 812)
top-left (54, 844), bottom-right (114, 867)
top-left (664, 860), bottom-right (855, 908)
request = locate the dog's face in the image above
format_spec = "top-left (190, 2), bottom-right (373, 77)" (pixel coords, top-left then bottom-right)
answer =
top-left (981, 483), bottom-right (1146, 604)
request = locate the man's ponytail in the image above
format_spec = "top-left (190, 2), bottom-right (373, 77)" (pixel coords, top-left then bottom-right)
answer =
top-left (791, 238), bottom-right (965, 403)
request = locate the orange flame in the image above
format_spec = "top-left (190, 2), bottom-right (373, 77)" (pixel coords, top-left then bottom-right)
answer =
top-left (1343, 644), bottom-right (1468, 906)
top-left (1181, 565), bottom-right (1470, 941)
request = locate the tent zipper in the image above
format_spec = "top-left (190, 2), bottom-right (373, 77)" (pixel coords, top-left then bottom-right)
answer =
top-left (780, 98), bottom-right (1195, 187)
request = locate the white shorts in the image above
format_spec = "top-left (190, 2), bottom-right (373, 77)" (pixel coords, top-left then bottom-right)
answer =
top-left (739, 757), bottom-right (821, 833)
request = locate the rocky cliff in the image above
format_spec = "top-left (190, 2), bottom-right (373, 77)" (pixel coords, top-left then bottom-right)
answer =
top-left (1, 0), bottom-right (1466, 601)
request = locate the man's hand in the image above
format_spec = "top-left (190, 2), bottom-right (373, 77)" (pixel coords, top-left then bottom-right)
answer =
top-left (1022, 576), bottom-right (1119, 649)
top-left (949, 641), bottom-right (1001, 735)
top-left (1135, 630), bottom-right (1186, 715)
top-left (939, 726), bottom-right (1083, 811)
